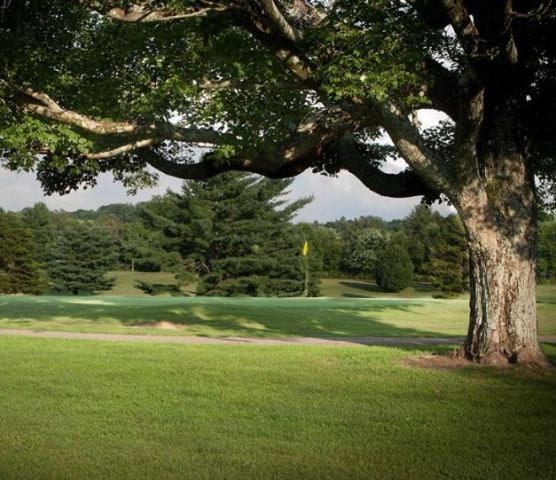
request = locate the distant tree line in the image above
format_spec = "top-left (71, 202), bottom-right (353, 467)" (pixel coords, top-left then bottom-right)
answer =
top-left (1, 174), bottom-right (555, 297)
top-left (0, 174), bottom-right (317, 296)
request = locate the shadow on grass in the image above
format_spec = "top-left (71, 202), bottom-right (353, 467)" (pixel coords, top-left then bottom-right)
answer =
top-left (338, 280), bottom-right (436, 298)
top-left (0, 295), bottom-right (465, 341)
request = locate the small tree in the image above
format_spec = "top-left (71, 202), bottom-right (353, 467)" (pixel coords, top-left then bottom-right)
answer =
top-left (46, 221), bottom-right (117, 295)
top-left (375, 242), bottom-right (414, 293)
top-left (345, 229), bottom-right (390, 278)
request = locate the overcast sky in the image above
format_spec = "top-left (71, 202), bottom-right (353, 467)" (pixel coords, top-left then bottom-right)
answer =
top-left (0, 166), bottom-right (454, 222)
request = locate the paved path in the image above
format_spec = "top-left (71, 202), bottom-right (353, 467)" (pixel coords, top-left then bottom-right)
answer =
top-left (1, 329), bottom-right (555, 347)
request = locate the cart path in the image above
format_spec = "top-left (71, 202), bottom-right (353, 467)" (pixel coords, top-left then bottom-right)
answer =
top-left (0, 328), bottom-right (555, 347)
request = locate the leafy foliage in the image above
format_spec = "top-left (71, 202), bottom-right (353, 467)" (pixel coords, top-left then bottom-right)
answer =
top-left (375, 241), bottom-right (414, 292)
top-left (343, 228), bottom-right (389, 278)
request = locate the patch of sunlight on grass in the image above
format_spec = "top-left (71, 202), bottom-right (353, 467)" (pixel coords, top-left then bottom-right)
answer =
top-left (190, 306), bottom-right (213, 321)
top-left (62, 299), bottom-right (117, 306)
top-left (236, 318), bottom-right (267, 331)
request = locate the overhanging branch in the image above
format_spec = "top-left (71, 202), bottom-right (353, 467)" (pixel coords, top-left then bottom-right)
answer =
top-left (3, 80), bottom-right (236, 145)
top-left (330, 138), bottom-right (437, 198)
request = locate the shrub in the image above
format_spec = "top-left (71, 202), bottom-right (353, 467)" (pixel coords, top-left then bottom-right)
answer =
top-left (375, 243), bottom-right (414, 292)
top-left (135, 281), bottom-right (181, 296)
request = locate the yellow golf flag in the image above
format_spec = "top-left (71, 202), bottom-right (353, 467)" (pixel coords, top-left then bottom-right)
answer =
top-left (302, 240), bottom-right (309, 257)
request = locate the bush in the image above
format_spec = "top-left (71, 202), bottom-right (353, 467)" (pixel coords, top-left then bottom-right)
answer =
top-left (375, 243), bottom-right (414, 292)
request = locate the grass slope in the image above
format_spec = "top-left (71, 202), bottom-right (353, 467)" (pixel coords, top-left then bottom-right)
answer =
top-left (0, 337), bottom-right (554, 480)
top-left (0, 295), bottom-right (468, 337)
top-left (105, 271), bottom-right (196, 296)
top-left (0, 284), bottom-right (555, 338)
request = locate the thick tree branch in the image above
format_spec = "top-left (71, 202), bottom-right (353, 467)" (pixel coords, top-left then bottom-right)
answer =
top-left (142, 133), bottom-right (435, 199)
top-left (85, 138), bottom-right (160, 159)
top-left (258, 0), bottom-right (304, 43)
top-left (235, 10), bottom-right (315, 83)
top-left (422, 57), bottom-right (460, 120)
top-left (370, 99), bottom-right (456, 193)
top-left (140, 106), bottom-right (366, 180)
top-left (440, 0), bottom-right (482, 60)
top-left (77, 1), bottom-right (232, 23)
top-left (3, 81), bottom-right (236, 144)
top-left (199, 78), bottom-right (303, 92)
top-left (331, 138), bottom-right (436, 198)
top-left (107, 4), bottom-right (230, 23)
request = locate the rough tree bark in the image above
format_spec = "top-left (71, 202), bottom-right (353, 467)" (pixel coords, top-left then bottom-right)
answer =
top-left (453, 115), bottom-right (547, 365)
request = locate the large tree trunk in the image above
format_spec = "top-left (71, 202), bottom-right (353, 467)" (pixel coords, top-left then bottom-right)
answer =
top-left (455, 152), bottom-right (547, 366)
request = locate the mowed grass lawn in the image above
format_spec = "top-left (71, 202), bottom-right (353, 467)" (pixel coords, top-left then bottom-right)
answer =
top-left (0, 337), bottom-right (555, 480)
top-left (0, 281), bottom-right (555, 338)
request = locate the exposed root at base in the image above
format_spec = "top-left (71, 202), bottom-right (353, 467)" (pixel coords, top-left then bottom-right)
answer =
top-left (406, 346), bottom-right (554, 372)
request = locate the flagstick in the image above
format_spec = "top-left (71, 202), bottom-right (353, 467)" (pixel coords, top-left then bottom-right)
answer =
top-left (302, 240), bottom-right (309, 297)
top-left (304, 254), bottom-right (309, 297)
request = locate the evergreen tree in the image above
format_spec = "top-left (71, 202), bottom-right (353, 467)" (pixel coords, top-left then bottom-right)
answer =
top-left (430, 215), bottom-right (469, 297)
top-left (20, 202), bottom-right (54, 265)
top-left (375, 242), bottom-right (414, 293)
top-left (538, 220), bottom-right (556, 282)
top-left (119, 222), bottom-right (166, 272)
top-left (168, 173), bottom-right (315, 296)
top-left (403, 205), bottom-right (443, 278)
top-left (0, 211), bottom-right (45, 294)
top-left (46, 221), bottom-right (117, 295)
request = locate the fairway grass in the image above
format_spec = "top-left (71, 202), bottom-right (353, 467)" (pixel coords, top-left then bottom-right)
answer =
top-left (0, 337), bottom-right (554, 480)
top-left (0, 295), bottom-right (488, 338)
top-left (0, 290), bottom-right (555, 339)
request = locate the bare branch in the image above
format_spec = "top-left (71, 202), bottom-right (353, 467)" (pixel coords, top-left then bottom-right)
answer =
top-left (235, 10), bottom-right (315, 83)
top-left (199, 78), bottom-right (303, 91)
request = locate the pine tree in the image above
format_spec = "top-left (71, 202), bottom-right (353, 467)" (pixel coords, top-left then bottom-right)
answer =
top-left (46, 221), bottom-right (117, 295)
top-left (430, 215), bottom-right (469, 297)
top-left (0, 211), bottom-right (45, 294)
top-left (538, 220), bottom-right (556, 282)
top-left (166, 173), bottom-right (315, 296)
